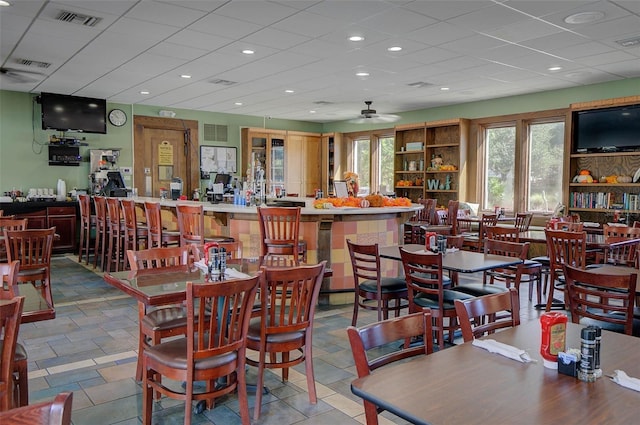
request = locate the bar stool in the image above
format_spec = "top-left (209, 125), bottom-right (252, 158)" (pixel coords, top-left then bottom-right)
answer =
top-left (176, 203), bottom-right (234, 246)
top-left (143, 202), bottom-right (180, 248)
top-left (77, 194), bottom-right (96, 265)
top-left (257, 206), bottom-right (304, 263)
top-left (105, 197), bottom-right (126, 272)
top-left (121, 199), bottom-right (148, 269)
top-left (92, 196), bottom-right (108, 270)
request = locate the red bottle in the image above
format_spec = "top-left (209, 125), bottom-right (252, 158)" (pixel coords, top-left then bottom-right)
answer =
top-left (540, 312), bottom-right (567, 369)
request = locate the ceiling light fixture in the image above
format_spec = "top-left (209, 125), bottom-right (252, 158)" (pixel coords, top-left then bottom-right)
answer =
top-left (309, 110), bottom-right (316, 114)
top-left (140, 90), bottom-right (149, 95)
top-left (548, 66), bottom-right (563, 71)
top-left (349, 36), bottom-right (364, 42)
top-left (440, 87), bottom-right (450, 91)
top-left (0, 1), bottom-right (11, 6)
top-left (180, 74), bottom-right (191, 79)
top-left (285, 89), bottom-right (294, 93)
top-left (388, 46), bottom-right (402, 52)
top-left (242, 49), bottom-right (254, 55)
top-left (563, 11), bottom-right (605, 24)
top-left (356, 72), bottom-right (369, 77)
top-left (234, 102), bottom-right (242, 106)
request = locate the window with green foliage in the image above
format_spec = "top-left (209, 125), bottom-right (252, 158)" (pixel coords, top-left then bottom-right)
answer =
top-left (349, 131), bottom-right (395, 196)
top-left (528, 121), bottom-right (564, 212)
top-left (485, 126), bottom-right (516, 210)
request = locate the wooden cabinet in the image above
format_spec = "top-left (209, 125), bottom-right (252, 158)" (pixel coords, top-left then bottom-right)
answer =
top-left (241, 128), bottom-right (286, 189)
top-left (16, 209), bottom-right (47, 229)
top-left (47, 206), bottom-right (77, 252)
top-left (321, 133), bottom-right (343, 196)
top-left (286, 131), bottom-right (321, 197)
top-left (394, 119), bottom-right (468, 205)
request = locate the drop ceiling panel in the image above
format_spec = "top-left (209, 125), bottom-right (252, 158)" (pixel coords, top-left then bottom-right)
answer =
top-left (403, 1), bottom-right (494, 21)
top-left (271, 10), bottom-right (344, 37)
top-left (125, 1), bottom-right (207, 26)
top-left (406, 21), bottom-right (475, 46)
top-left (185, 12), bottom-right (263, 38)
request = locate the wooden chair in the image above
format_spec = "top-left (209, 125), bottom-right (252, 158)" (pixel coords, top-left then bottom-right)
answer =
top-left (445, 200), bottom-right (459, 235)
top-left (486, 225), bottom-right (520, 241)
top-left (176, 203), bottom-right (234, 247)
top-left (444, 235), bottom-right (464, 286)
top-left (0, 296), bottom-right (23, 411)
top-left (347, 240), bottom-right (408, 326)
top-left (127, 246), bottom-right (192, 382)
top-left (633, 221), bottom-right (640, 228)
top-left (4, 227), bottom-right (55, 307)
top-left (514, 212), bottom-right (533, 232)
top-left (143, 201), bottom-right (180, 248)
top-left (92, 196), bottom-right (108, 270)
top-left (347, 311), bottom-right (434, 425)
top-left (121, 199), bottom-right (148, 266)
top-left (454, 288), bottom-right (521, 342)
top-left (0, 219), bottom-right (27, 261)
top-left (77, 194), bottom-right (95, 265)
top-left (246, 262), bottom-right (326, 421)
top-left (563, 264), bottom-right (638, 336)
top-left (544, 229), bottom-right (587, 312)
top-left (0, 261), bottom-right (28, 408)
top-left (399, 248), bottom-right (472, 349)
top-left (0, 391), bottom-right (72, 425)
top-left (105, 197), bottom-right (126, 272)
top-left (465, 214), bottom-right (498, 251)
top-left (256, 206), bottom-right (303, 263)
top-left (142, 276), bottom-right (259, 425)
top-left (404, 198), bottom-right (436, 243)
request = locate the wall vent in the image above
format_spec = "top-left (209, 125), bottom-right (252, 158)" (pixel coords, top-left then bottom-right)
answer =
top-left (204, 124), bottom-right (228, 142)
top-left (15, 58), bottom-right (51, 68)
top-left (55, 10), bottom-right (102, 27)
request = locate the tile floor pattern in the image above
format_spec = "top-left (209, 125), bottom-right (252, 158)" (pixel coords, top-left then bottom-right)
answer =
top-left (18, 255), bottom-right (547, 425)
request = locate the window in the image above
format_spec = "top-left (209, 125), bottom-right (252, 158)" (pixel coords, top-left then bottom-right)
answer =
top-left (347, 131), bottom-right (395, 195)
top-left (353, 138), bottom-right (371, 195)
top-left (379, 136), bottom-right (395, 194)
top-left (480, 111), bottom-right (565, 214)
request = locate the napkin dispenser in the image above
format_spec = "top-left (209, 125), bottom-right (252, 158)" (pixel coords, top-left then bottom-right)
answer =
top-left (558, 351), bottom-right (579, 377)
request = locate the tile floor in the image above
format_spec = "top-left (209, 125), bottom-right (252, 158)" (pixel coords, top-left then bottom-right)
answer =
top-left (18, 254), bottom-right (547, 424)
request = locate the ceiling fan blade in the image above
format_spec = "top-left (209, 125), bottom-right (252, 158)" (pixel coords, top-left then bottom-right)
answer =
top-left (349, 114), bottom-right (400, 124)
top-left (0, 68), bottom-right (45, 83)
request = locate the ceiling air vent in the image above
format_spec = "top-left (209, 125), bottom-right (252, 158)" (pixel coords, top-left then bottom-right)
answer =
top-left (15, 58), bottom-right (51, 69)
top-left (209, 79), bottom-right (237, 86)
top-left (313, 101), bottom-right (334, 105)
top-left (55, 10), bottom-right (102, 27)
top-left (203, 124), bottom-right (228, 142)
top-left (407, 81), bottom-right (433, 88)
top-left (615, 36), bottom-right (640, 47)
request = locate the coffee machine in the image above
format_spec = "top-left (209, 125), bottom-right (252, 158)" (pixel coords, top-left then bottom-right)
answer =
top-left (89, 149), bottom-right (121, 194)
top-left (170, 177), bottom-right (183, 200)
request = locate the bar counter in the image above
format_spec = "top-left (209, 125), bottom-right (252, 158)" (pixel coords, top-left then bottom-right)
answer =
top-left (133, 196), bottom-right (421, 304)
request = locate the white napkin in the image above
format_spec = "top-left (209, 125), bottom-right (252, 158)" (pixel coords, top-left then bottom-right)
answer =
top-left (224, 268), bottom-right (251, 279)
top-left (611, 370), bottom-right (640, 392)
top-left (446, 247), bottom-right (459, 253)
top-left (194, 259), bottom-right (208, 272)
top-left (472, 339), bottom-right (534, 363)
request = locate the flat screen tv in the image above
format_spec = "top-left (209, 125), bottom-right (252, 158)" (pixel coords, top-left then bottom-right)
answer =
top-left (572, 104), bottom-right (640, 153)
top-left (40, 92), bottom-right (107, 134)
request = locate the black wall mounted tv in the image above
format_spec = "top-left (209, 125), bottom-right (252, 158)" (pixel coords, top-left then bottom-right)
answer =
top-left (572, 104), bottom-right (640, 153)
top-left (40, 92), bottom-right (107, 134)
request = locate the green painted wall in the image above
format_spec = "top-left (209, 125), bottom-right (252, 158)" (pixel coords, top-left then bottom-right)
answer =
top-left (1, 77), bottom-right (639, 192)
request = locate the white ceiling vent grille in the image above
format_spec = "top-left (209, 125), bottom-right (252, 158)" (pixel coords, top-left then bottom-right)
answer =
top-left (55, 10), bottom-right (102, 27)
top-left (203, 124), bottom-right (228, 142)
top-left (209, 79), bottom-right (237, 86)
top-left (407, 81), bottom-right (433, 88)
top-left (615, 36), bottom-right (640, 47)
top-left (16, 58), bottom-right (51, 68)
top-left (313, 101), bottom-right (334, 105)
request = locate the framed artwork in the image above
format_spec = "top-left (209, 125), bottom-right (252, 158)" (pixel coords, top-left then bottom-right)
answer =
top-left (200, 146), bottom-right (237, 179)
top-left (334, 180), bottom-right (349, 198)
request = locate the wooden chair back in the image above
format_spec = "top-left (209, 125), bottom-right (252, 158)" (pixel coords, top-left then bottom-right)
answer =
top-left (0, 218), bottom-right (27, 232)
top-left (446, 200), bottom-right (459, 233)
top-left (0, 261), bottom-right (20, 299)
top-left (0, 296), bottom-right (24, 411)
top-left (257, 206), bottom-right (301, 262)
top-left (633, 221), bottom-right (640, 228)
top-left (400, 248), bottom-right (445, 311)
top-left (144, 202), bottom-right (164, 248)
top-left (446, 235), bottom-right (465, 249)
top-left (416, 198), bottom-right (436, 223)
top-left (547, 220), bottom-right (584, 231)
top-left (4, 228), bottom-right (55, 275)
top-left (455, 288), bottom-right (520, 342)
top-left (0, 392), bottom-right (72, 425)
top-left (176, 203), bottom-right (205, 246)
top-left (545, 229), bottom-right (587, 273)
top-left (127, 246), bottom-right (191, 271)
top-left (486, 225), bottom-right (520, 242)
top-left (105, 197), bottom-right (122, 229)
top-left (515, 213), bottom-right (533, 232)
top-left (599, 237), bottom-right (640, 266)
top-left (603, 224), bottom-right (640, 239)
top-left (78, 194), bottom-right (91, 223)
top-left (563, 264), bottom-right (637, 335)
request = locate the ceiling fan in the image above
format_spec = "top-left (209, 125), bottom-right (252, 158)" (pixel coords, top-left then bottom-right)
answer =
top-left (349, 100), bottom-right (400, 124)
top-left (0, 67), bottom-right (46, 84)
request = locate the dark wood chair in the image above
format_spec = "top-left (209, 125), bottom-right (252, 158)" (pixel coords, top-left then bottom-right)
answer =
top-left (176, 203), bottom-right (233, 247)
top-left (0, 261), bottom-right (28, 408)
top-left (246, 262), bottom-right (326, 421)
top-left (0, 295), bottom-right (23, 411)
top-left (92, 196), bottom-right (108, 270)
top-left (126, 246), bottom-right (192, 382)
top-left (4, 227), bottom-right (56, 307)
top-left (105, 197), bottom-right (127, 272)
top-left (515, 212), bottom-right (533, 232)
top-left (142, 276), bottom-right (259, 425)
top-left (445, 200), bottom-right (459, 235)
top-left (347, 311), bottom-right (434, 425)
top-left (77, 194), bottom-right (95, 265)
top-left (454, 288), bottom-right (520, 342)
top-left (399, 248), bottom-right (472, 349)
top-left (347, 240), bottom-right (408, 326)
top-left (545, 229), bottom-right (587, 311)
top-left (0, 391), bottom-right (72, 425)
top-left (404, 198), bottom-right (436, 244)
top-left (0, 219), bottom-right (27, 261)
top-left (143, 201), bottom-right (180, 248)
top-left (120, 199), bottom-right (148, 268)
top-left (563, 264), bottom-right (638, 336)
top-left (256, 206), bottom-right (304, 263)
top-left (464, 214), bottom-right (498, 251)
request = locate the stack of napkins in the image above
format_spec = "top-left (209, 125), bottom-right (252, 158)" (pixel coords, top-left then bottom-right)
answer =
top-left (194, 259), bottom-right (208, 272)
top-left (472, 339), bottom-right (534, 363)
top-left (224, 268), bottom-right (251, 279)
top-left (611, 370), bottom-right (640, 392)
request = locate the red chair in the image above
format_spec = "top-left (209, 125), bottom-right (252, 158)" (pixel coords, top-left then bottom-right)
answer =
top-left (0, 296), bottom-right (24, 411)
top-left (143, 202), bottom-right (180, 248)
top-left (77, 194), bottom-right (95, 265)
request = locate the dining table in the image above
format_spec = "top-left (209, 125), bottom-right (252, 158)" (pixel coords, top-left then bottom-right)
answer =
top-left (0, 282), bottom-right (55, 323)
top-left (351, 320), bottom-right (640, 425)
top-left (379, 243), bottom-right (523, 273)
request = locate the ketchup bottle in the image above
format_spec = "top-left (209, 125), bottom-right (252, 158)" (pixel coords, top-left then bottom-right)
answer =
top-left (540, 312), bottom-right (568, 369)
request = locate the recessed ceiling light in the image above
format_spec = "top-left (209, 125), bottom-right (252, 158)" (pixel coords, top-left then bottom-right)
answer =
top-left (235, 102), bottom-right (243, 106)
top-left (349, 36), bottom-right (364, 42)
top-left (242, 49), bottom-right (254, 55)
top-left (0, 1), bottom-right (11, 6)
top-left (285, 89), bottom-right (294, 93)
top-left (548, 66), bottom-right (563, 71)
top-left (563, 11), bottom-right (605, 24)
top-left (309, 110), bottom-right (316, 114)
top-left (388, 46), bottom-right (402, 52)
top-left (180, 74), bottom-right (191, 79)
top-left (356, 72), bottom-right (369, 77)
top-left (440, 87), bottom-right (450, 91)
top-left (140, 91), bottom-right (150, 95)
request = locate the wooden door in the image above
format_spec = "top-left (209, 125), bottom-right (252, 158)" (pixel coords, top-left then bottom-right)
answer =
top-left (133, 116), bottom-right (199, 197)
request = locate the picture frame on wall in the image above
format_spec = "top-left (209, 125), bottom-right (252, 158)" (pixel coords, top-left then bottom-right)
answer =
top-left (200, 146), bottom-right (237, 179)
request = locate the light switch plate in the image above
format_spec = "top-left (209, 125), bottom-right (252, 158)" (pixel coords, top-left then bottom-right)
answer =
top-left (121, 167), bottom-right (132, 174)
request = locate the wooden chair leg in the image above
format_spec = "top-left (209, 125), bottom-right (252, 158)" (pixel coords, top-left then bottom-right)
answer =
top-left (304, 338), bottom-right (317, 404)
top-left (253, 350), bottom-right (267, 421)
top-left (142, 367), bottom-right (153, 425)
top-left (237, 362), bottom-right (251, 425)
top-left (363, 400), bottom-right (380, 425)
top-left (15, 358), bottom-right (28, 407)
